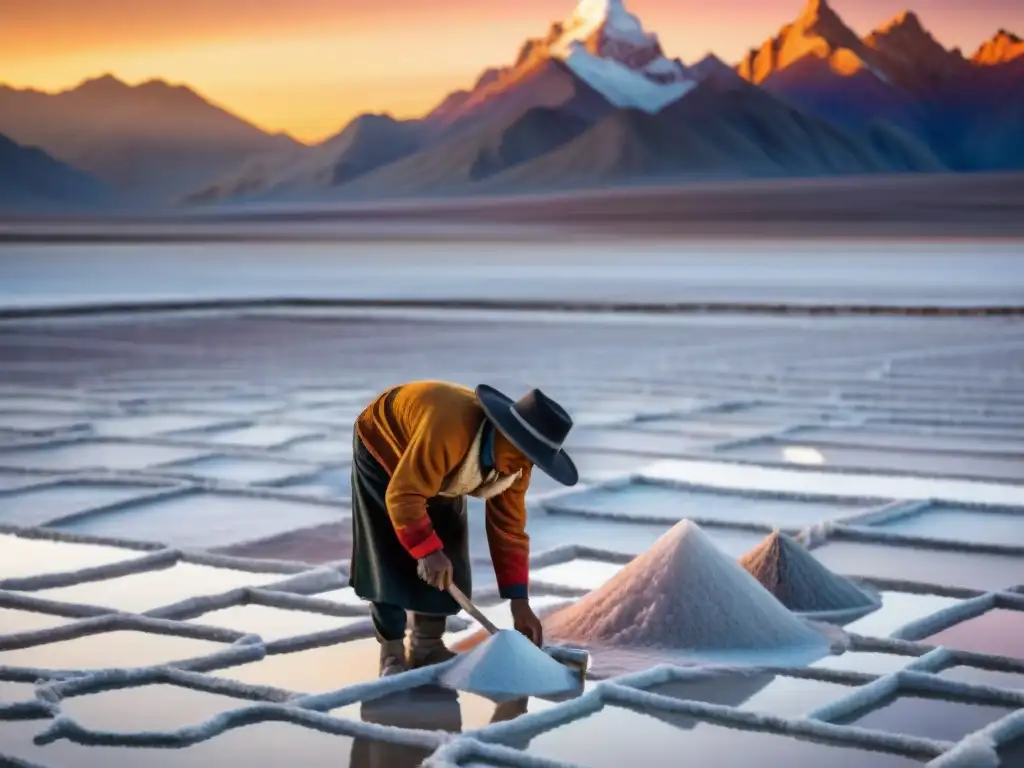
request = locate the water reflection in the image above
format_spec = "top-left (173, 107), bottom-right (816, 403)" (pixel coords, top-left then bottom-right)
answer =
top-left (335, 684), bottom-right (576, 767)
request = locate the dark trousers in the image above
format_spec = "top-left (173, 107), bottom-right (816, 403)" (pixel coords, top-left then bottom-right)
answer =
top-left (370, 602), bottom-right (407, 642)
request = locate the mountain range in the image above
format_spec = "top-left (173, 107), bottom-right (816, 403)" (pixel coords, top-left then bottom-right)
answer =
top-left (2, 0), bottom-right (1021, 210)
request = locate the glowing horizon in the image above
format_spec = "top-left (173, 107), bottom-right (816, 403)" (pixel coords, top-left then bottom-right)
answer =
top-left (3, 0), bottom-right (1018, 143)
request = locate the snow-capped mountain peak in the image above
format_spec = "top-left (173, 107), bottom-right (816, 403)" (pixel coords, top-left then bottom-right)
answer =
top-left (547, 0), bottom-right (697, 112)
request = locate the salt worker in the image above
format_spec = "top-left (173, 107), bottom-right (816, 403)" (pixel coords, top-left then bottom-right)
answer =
top-left (350, 381), bottom-right (579, 677)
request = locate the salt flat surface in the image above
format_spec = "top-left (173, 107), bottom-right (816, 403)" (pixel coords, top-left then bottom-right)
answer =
top-left (0, 303), bottom-right (1023, 766)
top-left (4, 240), bottom-right (1023, 307)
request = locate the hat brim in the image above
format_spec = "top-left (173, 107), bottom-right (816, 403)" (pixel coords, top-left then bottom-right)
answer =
top-left (475, 384), bottom-right (579, 487)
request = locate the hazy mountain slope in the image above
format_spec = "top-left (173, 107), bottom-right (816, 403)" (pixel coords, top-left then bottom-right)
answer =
top-left (339, 104), bottom-right (594, 197)
top-left (0, 132), bottom-right (111, 210)
top-left (0, 75), bottom-right (298, 203)
top-left (183, 114), bottom-right (423, 204)
top-left (487, 79), bottom-right (943, 192)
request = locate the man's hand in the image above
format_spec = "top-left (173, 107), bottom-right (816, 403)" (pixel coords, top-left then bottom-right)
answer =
top-left (416, 550), bottom-right (454, 591)
top-left (510, 599), bottom-right (543, 646)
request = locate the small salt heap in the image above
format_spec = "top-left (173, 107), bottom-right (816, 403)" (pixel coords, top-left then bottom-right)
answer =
top-left (543, 520), bottom-right (828, 656)
top-left (739, 530), bottom-right (881, 621)
top-left (438, 629), bottom-right (581, 701)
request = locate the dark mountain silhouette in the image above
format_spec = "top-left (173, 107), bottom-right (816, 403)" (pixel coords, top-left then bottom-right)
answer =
top-left (0, 132), bottom-right (111, 210)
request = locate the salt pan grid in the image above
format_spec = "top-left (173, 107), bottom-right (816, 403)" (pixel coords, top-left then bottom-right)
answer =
top-left (1, 310), bottom-right (1023, 766)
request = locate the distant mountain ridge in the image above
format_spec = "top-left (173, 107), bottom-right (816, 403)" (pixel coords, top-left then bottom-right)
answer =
top-left (2, 0), bottom-right (1020, 208)
top-left (0, 74), bottom-right (299, 204)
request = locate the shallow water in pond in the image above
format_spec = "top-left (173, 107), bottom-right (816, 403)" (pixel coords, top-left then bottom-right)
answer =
top-left (938, 665), bottom-right (1024, 691)
top-left (522, 704), bottom-right (924, 767)
top-left (53, 490), bottom-right (342, 549)
top-left (202, 424), bottom-right (316, 448)
top-left (545, 482), bottom-right (862, 528)
top-left (810, 541), bottom-right (1023, 592)
top-left (90, 413), bottom-right (236, 438)
top-left (641, 672), bottom-right (855, 717)
top-left (923, 609), bottom-right (1024, 659)
top-left (0, 717), bottom-right (404, 768)
top-left (188, 604), bottom-right (363, 642)
top-left (278, 436), bottom-right (353, 462)
top-left (28, 562), bottom-right (283, 613)
top-left (998, 737), bottom-right (1024, 767)
top-left (0, 471), bottom-right (43, 492)
top-left (158, 455), bottom-right (311, 485)
top-left (843, 592), bottom-right (962, 638)
top-left (0, 412), bottom-right (88, 432)
top-left (276, 467), bottom-right (351, 498)
top-left (722, 440), bottom-right (1024, 482)
top-left (0, 441), bottom-right (207, 472)
top-left (0, 630), bottom-right (226, 671)
top-left (785, 425), bottom-right (1024, 456)
top-left (810, 651), bottom-right (916, 676)
top-left (0, 481), bottom-right (164, 527)
top-left (530, 559), bottom-right (623, 591)
top-left (565, 427), bottom-right (708, 456)
top-left (871, 506), bottom-right (1024, 547)
top-left (836, 693), bottom-right (1016, 742)
top-left (60, 683), bottom-right (249, 731)
top-left (0, 534), bottom-right (138, 579)
top-left (210, 638), bottom-right (381, 694)
top-left (0, 679), bottom-right (37, 703)
top-left (0, 606), bottom-right (71, 634)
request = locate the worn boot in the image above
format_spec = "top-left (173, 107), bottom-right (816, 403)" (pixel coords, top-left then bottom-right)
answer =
top-left (378, 638), bottom-right (408, 677)
top-left (408, 614), bottom-right (457, 669)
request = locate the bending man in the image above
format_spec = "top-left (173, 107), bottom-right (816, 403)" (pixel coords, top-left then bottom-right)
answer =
top-left (350, 381), bottom-right (578, 677)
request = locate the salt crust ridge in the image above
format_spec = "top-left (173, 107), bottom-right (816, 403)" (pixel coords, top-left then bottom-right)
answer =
top-left (1, 376), bottom-right (1024, 764)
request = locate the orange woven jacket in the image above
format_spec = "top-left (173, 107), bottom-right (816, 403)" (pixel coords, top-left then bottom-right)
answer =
top-left (356, 380), bottom-right (532, 598)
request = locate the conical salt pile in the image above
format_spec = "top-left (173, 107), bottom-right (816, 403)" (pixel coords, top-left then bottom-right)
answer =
top-left (739, 531), bottom-right (880, 617)
top-left (544, 520), bottom-right (825, 652)
top-left (438, 629), bottom-right (580, 701)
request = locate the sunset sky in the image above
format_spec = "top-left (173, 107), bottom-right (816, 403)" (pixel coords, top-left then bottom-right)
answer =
top-left (3, 0), bottom-right (1019, 142)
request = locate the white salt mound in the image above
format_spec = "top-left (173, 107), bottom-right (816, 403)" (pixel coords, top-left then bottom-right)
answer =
top-left (438, 629), bottom-right (580, 701)
top-left (544, 519), bottom-right (825, 651)
top-left (740, 531), bottom-right (880, 615)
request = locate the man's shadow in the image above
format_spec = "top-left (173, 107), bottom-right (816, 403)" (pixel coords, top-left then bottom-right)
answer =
top-left (350, 686), bottom-right (529, 768)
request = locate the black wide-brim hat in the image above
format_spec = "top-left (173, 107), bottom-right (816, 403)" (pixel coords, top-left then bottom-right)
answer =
top-left (476, 384), bottom-right (579, 487)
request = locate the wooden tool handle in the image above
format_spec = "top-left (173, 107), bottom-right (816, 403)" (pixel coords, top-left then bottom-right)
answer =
top-left (448, 584), bottom-right (501, 635)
